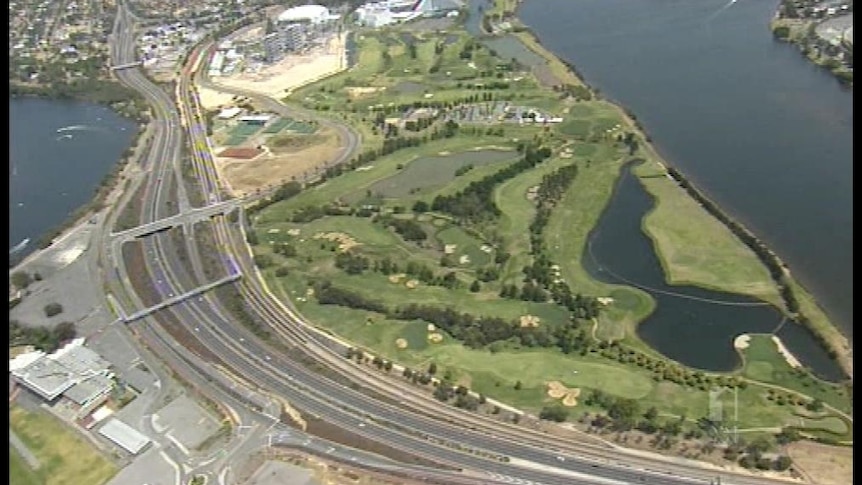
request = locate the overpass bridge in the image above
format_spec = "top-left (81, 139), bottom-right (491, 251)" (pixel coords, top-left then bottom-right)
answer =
top-left (122, 272), bottom-right (241, 323)
top-left (111, 199), bottom-right (240, 243)
top-left (111, 61), bottom-right (143, 71)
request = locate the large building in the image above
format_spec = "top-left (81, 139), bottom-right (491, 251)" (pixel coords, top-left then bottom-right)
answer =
top-left (355, 0), bottom-right (462, 27)
top-left (277, 4), bottom-right (331, 25)
top-left (9, 338), bottom-right (115, 419)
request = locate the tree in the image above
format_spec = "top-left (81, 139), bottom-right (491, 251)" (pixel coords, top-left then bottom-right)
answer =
top-left (11, 271), bottom-right (32, 289)
top-left (806, 398), bottom-right (824, 412)
top-left (539, 405), bottom-right (569, 422)
top-left (775, 427), bottom-right (801, 445)
top-left (412, 200), bottom-right (429, 213)
top-left (44, 302), bottom-right (64, 318)
top-left (514, 380), bottom-right (522, 390)
top-left (469, 280), bottom-right (481, 292)
top-left (643, 406), bottom-right (659, 421)
top-left (773, 455), bottom-right (793, 471)
top-left (428, 362), bottom-right (438, 375)
top-left (53, 321), bottom-right (76, 343)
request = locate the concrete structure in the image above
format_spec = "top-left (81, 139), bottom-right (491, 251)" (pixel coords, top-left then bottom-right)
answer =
top-left (99, 418), bottom-right (151, 455)
top-left (355, 0), bottom-right (461, 27)
top-left (218, 107), bottom-right (242, 119)
top-left (209, 50), bottom-right (225, 76)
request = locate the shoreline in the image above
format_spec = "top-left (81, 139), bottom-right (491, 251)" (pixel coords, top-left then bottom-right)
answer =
top-left (9, 110), bottom-right (153, 276)
top-left (499, 0), bottom-right (851, 379)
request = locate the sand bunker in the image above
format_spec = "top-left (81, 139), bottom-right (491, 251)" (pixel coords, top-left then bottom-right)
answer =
top-left (596, 297), bottom-right (614, 306)
top-left (546, 381), bottom-right (581, 407)
top-left (772, 336), bottom-right (802, 368)
top-left (459, 255), bottom-right (470, 265)
top-left (388, 273), bottom-right (406, 283)
top-left (444, 244), bottom-right (457, 254)
top-left (519, 315), bottom-right (541, 328)
top-left (428, 333), bottom-right (443, 343)
top-left (526, 186), bottom-right (539, 201)
top-left (287, 228), bottom-right (301, 236)
top-left (306, 288), bottom-right (315, 297)
top-left (480, 244), bottom-right (493, 253)
top-left (734, 334), bottom-right (751, 350)
top-left (313, 232), bottom-right (359, 252)
top-left (395, 338), bottom-right (408, 349)
top-left (427, 324), bottom-right (436, 332)
top-left (346, 86), bottom-right (385, 98)
top-left (405, 280), bottom-right (419, 289)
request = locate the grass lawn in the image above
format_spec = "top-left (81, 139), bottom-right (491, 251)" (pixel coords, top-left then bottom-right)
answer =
top-left (11, 449), bottom-right (42, 485)
top-left (632, 161), bottom-right (782, 307)
top-left (10, 405), bottom-right (117, 485)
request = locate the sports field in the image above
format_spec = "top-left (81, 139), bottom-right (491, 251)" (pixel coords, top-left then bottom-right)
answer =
top-left (10, 405), bottom-right (117, 485)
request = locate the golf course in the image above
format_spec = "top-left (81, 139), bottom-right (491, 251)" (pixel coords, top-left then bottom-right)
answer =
top-left (242, 19), bottom-right (852, 449)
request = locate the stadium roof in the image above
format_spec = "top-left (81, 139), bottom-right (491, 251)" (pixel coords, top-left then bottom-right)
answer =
top-left (99, 419), bottom-right (151, 455)
top-left (277, 4), bottom-right (329, 23)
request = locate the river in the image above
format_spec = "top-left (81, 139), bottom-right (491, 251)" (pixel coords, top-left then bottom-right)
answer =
top-left (9, 97), bottom-right (138, 264)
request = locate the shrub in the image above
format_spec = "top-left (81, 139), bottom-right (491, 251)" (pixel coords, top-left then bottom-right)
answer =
top-left (44, 302), bottom-right (64, 318)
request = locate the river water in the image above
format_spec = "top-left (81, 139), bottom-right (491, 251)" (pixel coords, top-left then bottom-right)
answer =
top-left (9, 97), bottom-right (137, 264)
top-left (464, 0), bottom-right (851, 379)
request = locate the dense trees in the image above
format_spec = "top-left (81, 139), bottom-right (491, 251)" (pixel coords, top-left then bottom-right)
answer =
top-left (10, 320), bottom-right (77, 352)
top-left (539, 404), bottom-right (570, 422)
top-left (386, 218), bottom-right (428, 242)
top-left (44, 302), bottom-right (64, 318)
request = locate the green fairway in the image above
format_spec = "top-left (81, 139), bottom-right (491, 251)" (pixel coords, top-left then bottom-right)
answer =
top-left (633, 162), bottom-right (782, 306)
top-left (740, 334), bottom-right (851, 413)
top-left (435, 225), bottom-right (492, 268)
top-left (10, 405), bottom-right (117, 485)
top-left (368, 149), bottom-right (518, 198)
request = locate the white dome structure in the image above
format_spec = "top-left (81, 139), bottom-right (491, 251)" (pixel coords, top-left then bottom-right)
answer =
top-left (277, 4), bottom-right (330, 24)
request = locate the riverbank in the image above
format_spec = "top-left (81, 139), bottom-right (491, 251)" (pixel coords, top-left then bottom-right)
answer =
top-left (769, 13), bottom-right (853, 87)
top-left (493, 0), bottom-right (851, 379)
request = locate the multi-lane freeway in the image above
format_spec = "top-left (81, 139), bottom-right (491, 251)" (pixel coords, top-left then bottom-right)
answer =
top-left (101, 3), bottom-right (798, 484)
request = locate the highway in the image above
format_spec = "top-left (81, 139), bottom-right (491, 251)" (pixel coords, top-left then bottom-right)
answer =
top-left (102, 3), bottom-right (796, 484)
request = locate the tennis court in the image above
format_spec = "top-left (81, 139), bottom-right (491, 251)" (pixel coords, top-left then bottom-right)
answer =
top-left (287, 121), bottom-right (317, 134)
top-left (262, 117), bottom-right (292, 134)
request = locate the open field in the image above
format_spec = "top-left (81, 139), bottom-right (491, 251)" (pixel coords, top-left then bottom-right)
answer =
top-left (213, 122), bottom-right (341, 197)
top-left (11, 449), bottom-right (42, 485)
top-left (249, 23), bottom-right (851, 439)
top-left (10, 405), bottom-right (117, 485)
top-left (786, 440), bottom-right (853, 485)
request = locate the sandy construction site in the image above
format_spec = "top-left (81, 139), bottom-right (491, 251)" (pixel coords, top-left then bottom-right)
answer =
top-left (216, 32), bottom-right (348, 98)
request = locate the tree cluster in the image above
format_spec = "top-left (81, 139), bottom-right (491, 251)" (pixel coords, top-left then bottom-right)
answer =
top-left (10, 320), bottom-right (76, 353)
top-left (430, 145), bottom-right (553, 223)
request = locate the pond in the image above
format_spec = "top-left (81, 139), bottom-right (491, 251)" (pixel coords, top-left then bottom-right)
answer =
top-left (582, 161), bottom-right (845, 382)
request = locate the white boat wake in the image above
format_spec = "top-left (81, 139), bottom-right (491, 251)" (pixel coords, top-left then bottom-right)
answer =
top-left (56, 134), bottom-right (74, 141)
top-left (10, 238), bottom-right (30, 255)
top-left (56, 124), bottom-right (99, 133)
top-left (707, 0), bottom-right (739, 22)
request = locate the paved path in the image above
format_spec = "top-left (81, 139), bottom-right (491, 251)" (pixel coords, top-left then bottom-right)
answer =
top-left (10, 428), bottom-right (40, 470)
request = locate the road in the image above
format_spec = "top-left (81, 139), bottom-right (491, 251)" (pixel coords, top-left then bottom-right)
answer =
top-left (102, 3), bottom-right (800, 485)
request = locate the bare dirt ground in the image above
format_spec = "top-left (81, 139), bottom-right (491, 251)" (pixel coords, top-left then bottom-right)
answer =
top-left (214, 126), bottom-right (342, 197)
top-left (216, 33), bottom-right (347, 98)
top-left (198, 86), bottom-right (237, 110)
top-left (786, 441), bottom-right (853, 485)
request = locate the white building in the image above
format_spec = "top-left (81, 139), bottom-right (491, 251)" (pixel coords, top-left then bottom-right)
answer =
top-left (9, 338), bottom-right (114, 419)
top-left (99, 418), bottom-right (151, 455)
top-left (277, 4), bottom-right (330, 25)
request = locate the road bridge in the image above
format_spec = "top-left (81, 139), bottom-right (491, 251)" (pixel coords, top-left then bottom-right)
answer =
top-left (111, 199), bottom-right (240, 242)
top-left (123, 272), bottom-right (242, 323)
top-left (111, 61), bottom-right (143, 71)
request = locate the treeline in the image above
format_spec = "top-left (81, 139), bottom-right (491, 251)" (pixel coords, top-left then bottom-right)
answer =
top-left (518, 162), bottom-right (601, 319)
top-left (10, 320), bottom-right (77, 353)
top-left (384, 217), bottom-right (428, 242)
top-left (429, 145), bottom-right (553, 222)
